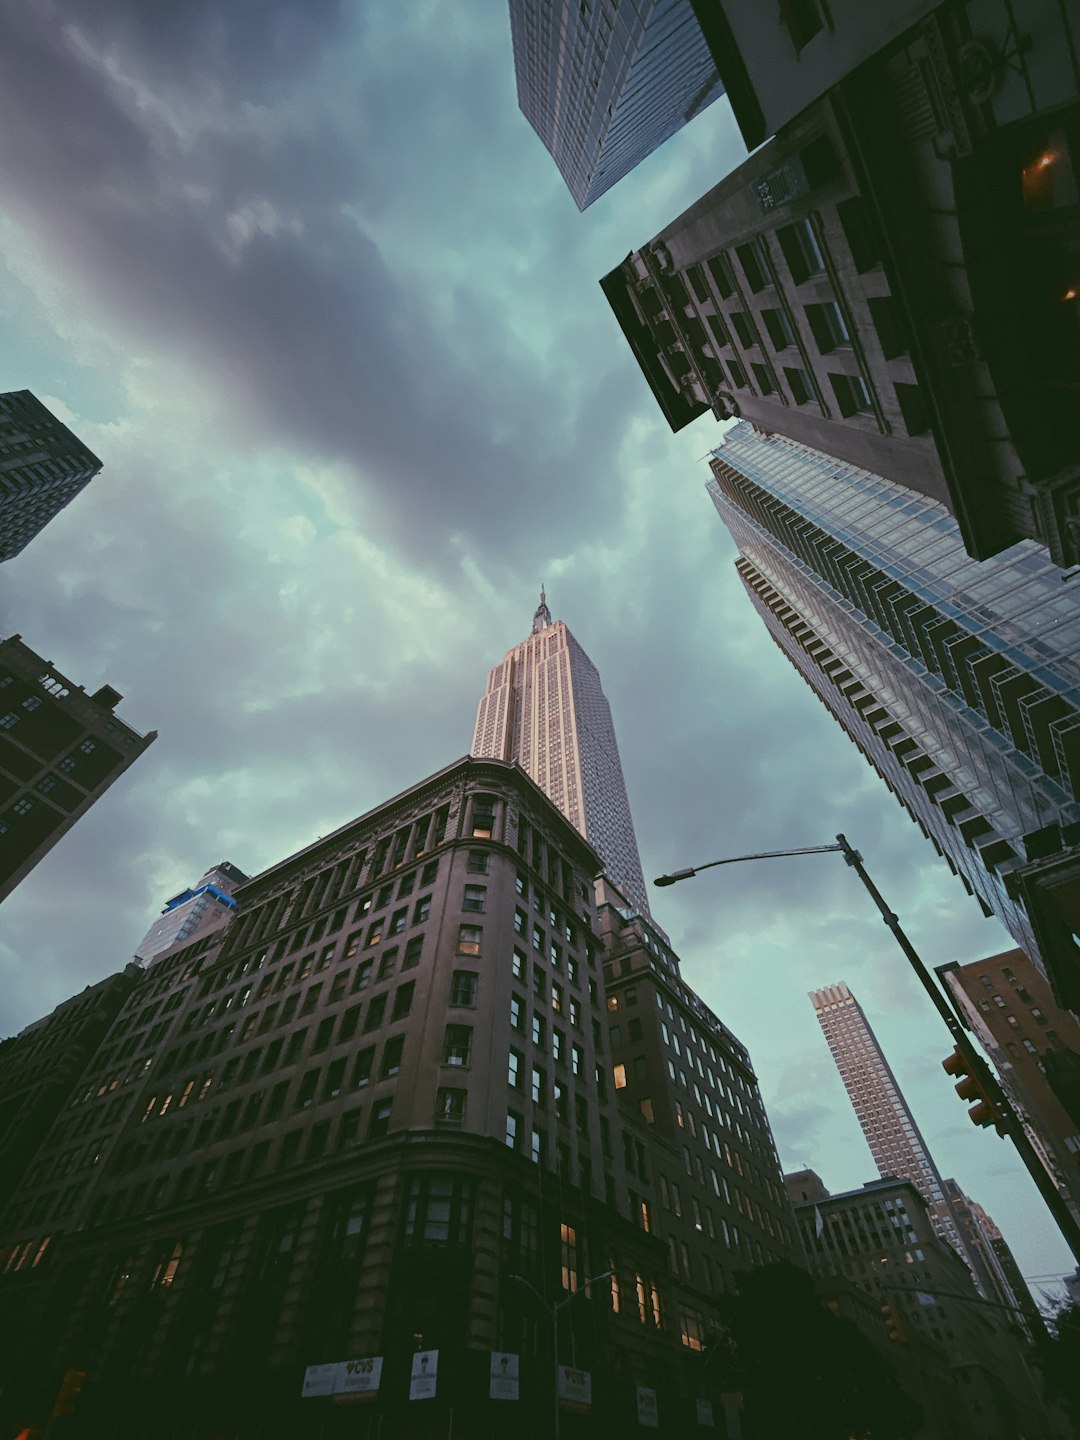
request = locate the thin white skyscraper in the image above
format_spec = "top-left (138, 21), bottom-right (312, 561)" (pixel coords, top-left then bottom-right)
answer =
top-left (810, 981), bottom-right (979, 1280)
top-left (472, 590), bottom-right (651, 915)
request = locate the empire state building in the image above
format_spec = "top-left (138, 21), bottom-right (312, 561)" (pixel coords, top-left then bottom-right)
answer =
top-left (471, 589), bottom-right (651, 916)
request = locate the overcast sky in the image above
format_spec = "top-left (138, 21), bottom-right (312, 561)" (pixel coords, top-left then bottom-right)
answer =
top-left (0, 0), bottom-right (1070, 1298)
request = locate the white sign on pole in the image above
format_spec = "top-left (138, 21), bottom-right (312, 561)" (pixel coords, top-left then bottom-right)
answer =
top-left (696, 1396), bottom-right (715, 1427)
top-left (300, 1364), bottom-right (338, 1398)
top-left (409, 1349), bottom-right (439, 1401)
top-left (489, 1351), bottom-right (520, 1401)
top-left (557, 1365), bottom-right (592, 1412)
top-left (337, 1356), bottom-right (383, 1398)
top-left (636, 1385), bottom-right (659, 1428)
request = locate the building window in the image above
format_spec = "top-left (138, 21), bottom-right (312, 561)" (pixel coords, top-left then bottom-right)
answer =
top-left (463, 884), bottom-right (486, 913)
top-left (391, 981), bottom-right (415, 1021)
top-left (784, 365), bottom-right (813, 404)
top-left (829, 371), bottom-right (873, 417)
top-left (467, 850), bottom-right (489, 873)
top-left (777, 219), bottom-right (825, 284)
top-left (531, 1065), bottom-right (546, 1106)
top-left (727, 358), bottom-right (748, 388)
top-left (706, 252), bottom-right (735, 298)
top-left (450, 970), bottom-right (477, 1006)
top-left (436, 1087), bottom-right (466, 1124)
top-left (761, 307), bottom-right (795, 350)
top-left (614, 1063), bottom-right (627, 1090)
top-left (403, 935), bottom-right (424, 970)
top-left (561, 1222), bottom-right (581, 1292)
top-left (403, 1175), bottom-right (474, 1246)
top-left (413, 896), bottom-right (431, 924)
top-left (505, 1110), bottom-right (522, 1151)
top-left (388, 908), bottom-right (407, 936)
top-left (736, 239), bottom-right (769, 293)
top-left (512, 948), bottom-right (526, 980)
top-left (510, 994), bottom-right (525, 1032)
top-left (807, 301), bottom-right (850, 352)
top-left (730, 311), bottom-right (755, 349)
top-left (751, 362), bottom-right (776, 395)
top-left (369, 1099), bottom-right (392, 1138)
top-left (778, 0), bottom-right (824, 51)
top-left (443, 1025), bottom-right (472, 1067)
top-left (508, 1047), bottom-right (524, 1089)
top-left (471, 795), bottom-right (496, 839)
top-left (381, 1035), bottom-right (404, 1077)
top-left (458, 925), bottom-right (482, 956)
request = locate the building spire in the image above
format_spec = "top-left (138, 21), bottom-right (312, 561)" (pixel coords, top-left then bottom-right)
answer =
top-left (532, 583), bottom-right (552, 633)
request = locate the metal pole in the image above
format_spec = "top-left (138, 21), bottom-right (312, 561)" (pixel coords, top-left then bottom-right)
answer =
top-left (833, 833), bottom-right (1080, 1265)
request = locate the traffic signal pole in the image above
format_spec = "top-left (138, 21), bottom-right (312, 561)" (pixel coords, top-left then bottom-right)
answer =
top-left (833, 834), bottom-right (1080, 1266)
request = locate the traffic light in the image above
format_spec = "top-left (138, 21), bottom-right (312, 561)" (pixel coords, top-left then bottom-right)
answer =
top-left (942, 1051), bottom-right (1006, 1135)
top-left (51, 1368), bottom-right (88, 1419)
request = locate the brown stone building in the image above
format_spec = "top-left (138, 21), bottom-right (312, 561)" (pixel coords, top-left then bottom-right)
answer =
top-left (0, 634), bottom-right (155, 904)
top-left (0, 757), bottom-right (797, 1439)
top-left (601, 0), bottom-right (1080, 566)
top-left (939, 948), bottom-right (1080, 1230)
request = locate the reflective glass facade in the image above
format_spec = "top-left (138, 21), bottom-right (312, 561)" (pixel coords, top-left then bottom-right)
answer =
top-left (509, 0), bottom-right (724, 209)
top-left (707, 423), bottom-right (1080, 990)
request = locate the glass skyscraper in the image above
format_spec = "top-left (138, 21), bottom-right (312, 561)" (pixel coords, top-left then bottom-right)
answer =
top-left (508, 0), bottom-right (725, 210)
top-left (472, 589), bottom-right (651, 915)
top-left (0, 391), bottom-right (102, 562)
top-left (708, 423), bottom-right (1080, 1006)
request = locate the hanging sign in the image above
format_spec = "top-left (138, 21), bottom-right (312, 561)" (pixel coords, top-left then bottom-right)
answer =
top-left (337, 1356), bottom-right (383, 1399)
top-left (490, 1351), bottom-right (520, 1401)
top-left (300, 1364), bottom-right (338, 1398)
top-left (409, 1349), bottom-right (439, 1401)
top-left (557, 1366), bottom-right (592, 1411)
top-left (636, 1386), bottom-right (659, 1428)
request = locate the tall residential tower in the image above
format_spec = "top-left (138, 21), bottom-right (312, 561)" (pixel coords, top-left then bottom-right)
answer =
top-left (472, 590), bottom-right (651, 915)
top-left (809, 981), bottom-right (971, 1268)
top-left (707, 423), bottom-right (1080, 1008)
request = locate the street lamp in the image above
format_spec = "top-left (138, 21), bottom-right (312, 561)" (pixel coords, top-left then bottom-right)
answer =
top-left (655, 833), bottom-right (1080, 1265)
top-left (509, 1269), bottom-right (613, 1440)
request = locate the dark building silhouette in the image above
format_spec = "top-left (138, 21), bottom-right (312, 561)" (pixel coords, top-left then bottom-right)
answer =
top-left (0, 391), bottom-right (103, 562)
top-left (0, 966), bottom-right (140, 1196)
top-left (601, 2), bottom-right (1080, 565)
top-left (788, 1173), bottom-right (1055, 1440)
top-left (0, 635), bottom-right (155, 904)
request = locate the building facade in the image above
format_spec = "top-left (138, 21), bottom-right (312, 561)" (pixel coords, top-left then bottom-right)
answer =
top-left (809, 982), bottom-right (974, 1271)
top-left (0, 757), bottom-right (796, 1439)
top-left (0, 391), bottom-right (103, 563)
top-left (940, 948), bottom-right (1080, 1229)
top-left (0, 635), bottom-right (156, 904)
top-left (507, 0), bottom-right (725, 210)
top-left (472, 592), bottom-right (652, 917)
top-left (706, 423), bottom-right (1080, 1008)
top-left (601, 0), bottom-right (1080, 565)
top-left (0, 966), bottom-right (141, 1195)
top-left (788, 1173), bottom-right (1052, 1440)
top-left (135, 862), bottom-right (250, 966)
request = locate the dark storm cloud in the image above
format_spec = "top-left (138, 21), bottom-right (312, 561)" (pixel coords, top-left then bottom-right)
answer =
top-left (0, 1), bottom-right (669, 573)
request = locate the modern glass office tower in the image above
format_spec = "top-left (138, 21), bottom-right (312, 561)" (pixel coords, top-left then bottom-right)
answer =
top-left (507, 0), bottom-right (725, 210)
top-left (472, 590), bottom-right (651, 916)
top-left (135, 862), bottom-right (249, 966)
top-left (708, 423), bottom-right (1080, 1007)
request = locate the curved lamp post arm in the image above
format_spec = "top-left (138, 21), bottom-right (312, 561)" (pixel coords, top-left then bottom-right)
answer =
top-left (653, 833), bottom-right (1080, 1265)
